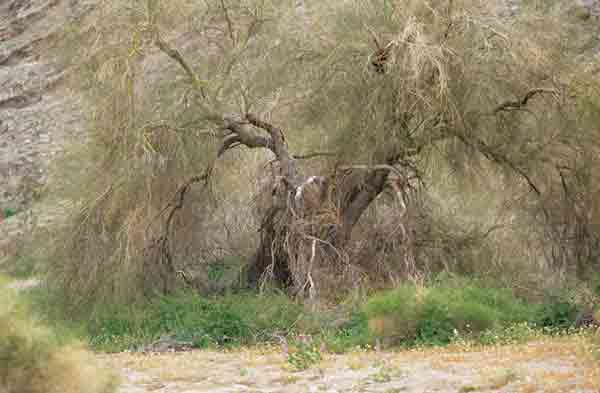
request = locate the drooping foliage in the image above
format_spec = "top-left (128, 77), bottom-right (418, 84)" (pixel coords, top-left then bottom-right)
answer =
top-left (44, 0), bottom-right (600, 312)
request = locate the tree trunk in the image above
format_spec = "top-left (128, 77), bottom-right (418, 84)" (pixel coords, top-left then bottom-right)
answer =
top-left (220, 114), bottom-right (394, 293)
top-left (246, 208), bottom-right (294, 288)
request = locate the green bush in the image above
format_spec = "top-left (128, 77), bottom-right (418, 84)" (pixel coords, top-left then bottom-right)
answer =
top-left (2, 207), bottom-right (16, 218)
top-left (148, 293), bottom-right (251, 345)
top-left (0, 281), bottom-right (117, 393)
top-left (222, 293), bottom-right (307, 338)
top-left (83, 290), bottom-right (309, 352)
top-left (323, 311), bottom-right (371, 353)
top-left (416, 289), bottom-right (460, 344)
top-left (287, 340), bottom-right (322, 371)
top-left (362, 285), bottom-right (420, 342)
top-left (534, 297), bottom-right (578, 329)
top-left (362, 281), bottom-right (534, 346)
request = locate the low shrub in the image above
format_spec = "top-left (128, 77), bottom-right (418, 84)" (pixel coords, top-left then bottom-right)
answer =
top-left (2, 207), bottom-right (16, 218)
top-left (362, 285), bottom-right (421, 344)
top-left (362, 281), bottom-right (535, 346)
top-left (84, 290), bottom-right (309, 352)
top-left (535, 297), bottom-right (578, 329)
top-left (323, 311), bottom-right (371, 353)
top-left (28, 277), bottom-right (581, 354)
top-left (286, 339), bottom-right (322, 371)
top-left (0, 280), bottom-right (117, 393)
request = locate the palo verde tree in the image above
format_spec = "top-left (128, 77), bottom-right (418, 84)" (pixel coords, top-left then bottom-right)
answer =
top-left (47, 0), bottom-right (600, 311)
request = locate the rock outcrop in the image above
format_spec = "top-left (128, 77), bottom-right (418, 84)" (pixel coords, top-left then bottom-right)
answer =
top-left (0, 0), bottom-right (93, 211)
top-left (0, 0), bottom-right (97, 262)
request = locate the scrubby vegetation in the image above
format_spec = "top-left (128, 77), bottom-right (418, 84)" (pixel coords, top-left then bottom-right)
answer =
top-left (0, 279), bottom-right (117, 393)
top-left (363, 281), bottom-right (532, 345)
top-left (19, 275), bottom-right (591, 356)
top-left (3, 0), bottom-right (600, 366)
top-left (35, 0), bottom-right (600, 311)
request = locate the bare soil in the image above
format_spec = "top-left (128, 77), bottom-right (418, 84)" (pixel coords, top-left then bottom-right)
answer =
top-left (103, 337), bottom-right (600, 393)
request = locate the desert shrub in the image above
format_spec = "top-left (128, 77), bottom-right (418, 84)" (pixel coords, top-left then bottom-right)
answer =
top-left (0, 282), bottom-right (117, 393)
top-left (362, 285), bottom-right (421, 343)
top-left (222, 293), bottom-right (307, 338)
top-left (531, 282), bottom-right (600, 330)
top-left (286, 339), bottom-right (323, 371)
top-left (323, 311), bottom-right (371, 353)
top-left (417, 284), bottom-right (531, 344)
top-left (362, 281), bottom-right (534, 345)
top-left (535, 297), bottom-right (579, 329)
top-left (147, 293), bottom-right (250, 345)
top-left (88, 292), bottom-right (249, 351)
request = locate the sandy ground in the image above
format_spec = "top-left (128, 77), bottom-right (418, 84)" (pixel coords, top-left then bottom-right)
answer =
top-left (102, 337), bottom-right (600, 393)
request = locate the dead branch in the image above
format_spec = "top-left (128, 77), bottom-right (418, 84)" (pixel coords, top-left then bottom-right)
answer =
top-left (164, 173), bottom-right (210, 232)
top-left (293, 151), bottom-right (337, 160)
top-left (145, 169), bottom-right (212, 238)
top-left (338, 164), bottom-right (404, 178)
top-left (453, 132), bottom-right (541, 196)
top-left (154, 34), bottom-right (200, 84)
top-left (220, 0), bottom-right (236, 44)
top-left (297, 239), bottom-right (318, 299)
top-left (494, 88), bottom-right (557, 114)
top-left (371, 42), bottom-right (394, 74)
top-left (141, 170), bottom-right (212, 293)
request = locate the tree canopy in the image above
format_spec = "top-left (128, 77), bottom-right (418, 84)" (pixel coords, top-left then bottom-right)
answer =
top-left (46, 0), bottom-right (600, 312)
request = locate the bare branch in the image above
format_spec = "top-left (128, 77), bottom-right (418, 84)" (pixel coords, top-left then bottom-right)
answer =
top-left (453, 132), bottom-right (541, 196)
top-left (220, 0), bottom-right (236, 44)
top-left (494, 88), bottom-right (557, 114)
top-left (293, 151), bottom-right (337, 160)
top-left (148, 171), bottom-right (212, 235)
top-left (154, 34), bottom-right (200, 84)
top-left (140, 122), bottom-right (217, 136)
top-left (338, 164), bottom-right (404, 178)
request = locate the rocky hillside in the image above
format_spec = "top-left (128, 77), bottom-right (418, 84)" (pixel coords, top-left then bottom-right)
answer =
top-left (0, 0), bottom-right (93, 212)
top-left (0, 0), bottom-right (95, 260)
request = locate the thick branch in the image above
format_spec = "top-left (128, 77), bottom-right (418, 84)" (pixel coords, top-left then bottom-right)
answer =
top-left (344, 171), bottom-right (388, 225)
top-left (246, 113), bottom-right (300, 186)
top-left (218, 118), bottom-right (271, 156)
